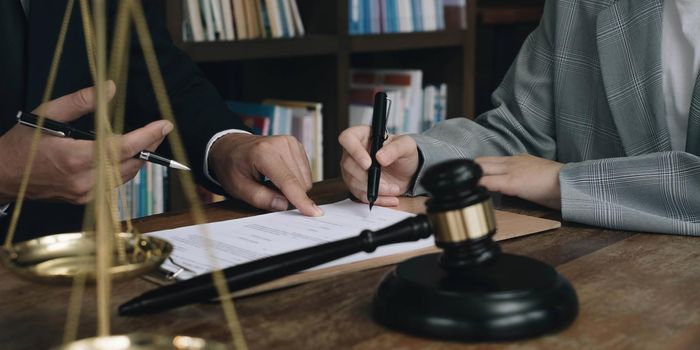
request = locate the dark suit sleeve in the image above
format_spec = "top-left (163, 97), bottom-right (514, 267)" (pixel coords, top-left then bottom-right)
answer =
top-left (120, 1), bottom-right (249, 194)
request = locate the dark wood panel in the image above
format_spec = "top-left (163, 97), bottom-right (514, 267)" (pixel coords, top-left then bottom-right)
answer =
top-left (179, 35), bottom-right (340, 62)
top-left (479, 6), bottom-right (543, 25)
top-left (349, 31), bottom-right (465, 53)
top-left (477, 0), bottom-right (544, 25)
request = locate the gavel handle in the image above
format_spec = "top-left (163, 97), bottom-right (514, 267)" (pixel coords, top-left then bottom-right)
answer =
top-left (119, 215), bottom-right (432, 316)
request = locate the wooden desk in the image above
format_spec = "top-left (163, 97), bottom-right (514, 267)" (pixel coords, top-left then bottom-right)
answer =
top-left (1, 179), bottom-right (699, 349)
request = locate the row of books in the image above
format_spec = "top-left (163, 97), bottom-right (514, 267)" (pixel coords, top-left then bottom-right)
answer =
top-left (349, 68), bottom-right (447, 134)
top-left (226, 99), bottom-right (324, 181)
top-left (183, 0), bottom-right (305, 42)
top-left (349, 0), bottom-right (467, 35)
top-left (117, 163), bottom-right (169, 220)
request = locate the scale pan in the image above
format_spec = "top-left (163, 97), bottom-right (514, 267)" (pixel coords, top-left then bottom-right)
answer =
top-left (0, 232), bottom-right (172, 284)
top-left (52, 333), bottom-right (227, 350)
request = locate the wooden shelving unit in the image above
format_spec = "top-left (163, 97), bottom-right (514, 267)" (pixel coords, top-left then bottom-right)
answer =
top-left (165, 0), bottom-right (477, 179)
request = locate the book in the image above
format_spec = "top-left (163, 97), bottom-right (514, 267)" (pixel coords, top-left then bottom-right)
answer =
top-left (397, 0), bottom-right (413, 33)
top-left (411, 0), bottom-right (423, 32)
top-left (258, 0), bottom-right (271, 38)
top-left (443, 0), bottom-right (466, 30)
top-left (153, 164), bottom-right (164, 214)
top-left (232, 0), bottom-right (248, 40)
top-left (280, 0), bottom-right (295, 37)
top-left (245, 0), bottom-right (260, 39)
top-left (422, 0), bottom-right (437, 31)
top-left (264, 0), bottom-right (283, 38)
top-left (350, 69), bottom-right (423, 134)
top-left (145, 198), bottom-right (561, 297)
top-left (349, 104), bottom-right (374, 127)
top-left (184, 0), bottom-right (205, 42)
top-left (349, 0), bottom-right (361, 35)
top-left (288, 0), bottom-right (305, 36)
top-left (435, 0), bottom-right (445, 30)
top-left (116, 163), bottom-right (169, 220)
top-left (200, 0), bottom-right (216, 40)
top-left (220, 0), bottom-right (236, 40)
top-left (183, 0), bottom-right (305, 41)
top-left (422, 84), bottom-right (436, 130)
top-left (369, 0), bottom-right (381, 34)
top-left (210, 0), bottom-right (226, 40)
top-left (240, 115), bottom-right (271, 135)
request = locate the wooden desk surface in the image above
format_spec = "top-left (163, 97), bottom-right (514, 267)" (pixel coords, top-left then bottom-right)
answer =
top-left (1, 179), bottom-right (699, 349)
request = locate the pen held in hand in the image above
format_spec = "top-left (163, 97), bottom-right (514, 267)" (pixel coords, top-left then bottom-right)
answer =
top-left (16, 111), bottom-right (190, 171)
top-left (367, 92), bottom-right (390, 211)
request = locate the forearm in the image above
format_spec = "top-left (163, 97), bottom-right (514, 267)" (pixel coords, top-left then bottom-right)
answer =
top-left (408, 111), bottom-right (554, 195)
top-left (560, 151), bottom-right (700, 235)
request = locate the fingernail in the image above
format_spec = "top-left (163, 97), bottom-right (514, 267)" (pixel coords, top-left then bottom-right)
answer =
top-left (363, 157), bottom-right (372, 169)
top-left (271, 196), bottom-right (288, 211)
top-left (375, 151), bottom-right (385, 164)
top-left (162, 122), bottom-right (173, 136)
top-left (313, 204), bottom-right (324, 216)
top-left (106, 80), bottom-right (116, 95)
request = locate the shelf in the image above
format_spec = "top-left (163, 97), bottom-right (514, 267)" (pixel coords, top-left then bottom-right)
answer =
top-left (179, 31), bottom-right (468, 62)
top-left (179, 35), bottom-right (340, 62)
top-left (349, 31), bottom-right (465, 53)
top-left (478, 6), bottom-right (543, 25)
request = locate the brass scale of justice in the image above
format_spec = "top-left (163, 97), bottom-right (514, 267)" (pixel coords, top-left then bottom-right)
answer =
top-left (0, 1), bottom-right (580, 349)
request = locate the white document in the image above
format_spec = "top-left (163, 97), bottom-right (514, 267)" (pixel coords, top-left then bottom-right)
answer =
top-left (147, 199), bottom-right (434, 281)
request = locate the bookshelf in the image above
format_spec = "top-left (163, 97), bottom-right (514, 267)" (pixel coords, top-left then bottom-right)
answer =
top-left (164, 0), bottom-right (477, 179)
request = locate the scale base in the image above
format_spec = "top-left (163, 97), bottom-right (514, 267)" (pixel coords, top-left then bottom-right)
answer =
top-left (373, 253), bottom-right (578, 341)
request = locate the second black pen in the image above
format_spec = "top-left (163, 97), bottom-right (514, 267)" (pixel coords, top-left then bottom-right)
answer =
top-left (17, 110), bottom-right (190, 171)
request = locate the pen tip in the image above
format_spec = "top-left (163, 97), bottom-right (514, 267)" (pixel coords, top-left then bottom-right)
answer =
top-left (170, 160), bottom-right (191, 171)
top-left (369, 202), bottom-right (374, 211)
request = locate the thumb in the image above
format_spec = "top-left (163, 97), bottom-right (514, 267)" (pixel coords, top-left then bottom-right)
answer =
top-left (32, 80), bottom-right (116, 122)
top-left (376, 135), bottom-right (416, 167)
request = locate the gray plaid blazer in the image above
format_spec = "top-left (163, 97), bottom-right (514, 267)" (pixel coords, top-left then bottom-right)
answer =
top-left (410, 0), bottom-right (700, 235)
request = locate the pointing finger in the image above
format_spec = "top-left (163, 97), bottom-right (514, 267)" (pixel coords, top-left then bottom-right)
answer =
top-left (258, 155), bottom-right (323, 216)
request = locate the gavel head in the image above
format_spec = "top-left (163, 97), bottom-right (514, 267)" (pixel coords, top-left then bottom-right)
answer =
top-left (421, 159), bottom-right (500, 268)
top-left (373, 159), bottom-right (578, 341)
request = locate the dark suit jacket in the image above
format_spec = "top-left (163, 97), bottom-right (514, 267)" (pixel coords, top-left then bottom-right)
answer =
top-left (0, 0), bottom-right (247, 241)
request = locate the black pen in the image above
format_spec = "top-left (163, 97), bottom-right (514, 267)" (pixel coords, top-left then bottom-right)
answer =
top-left (16, 111), bottom-right (190, 171)
top-left (367, 92), bottom-right (390, 211)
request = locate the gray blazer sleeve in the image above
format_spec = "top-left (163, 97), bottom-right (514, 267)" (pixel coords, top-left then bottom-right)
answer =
top-left (561, 152), bottom-right (700, 235)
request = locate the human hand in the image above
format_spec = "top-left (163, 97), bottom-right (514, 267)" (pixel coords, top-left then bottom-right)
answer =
top-left (338, 125), bottom-right (420, 207)
top-left (208, 133), bottom-right (323, 216)
top-left (0, 82), bottom-right (173, 204)
top-left (475, 154), bottom-right (563, 209)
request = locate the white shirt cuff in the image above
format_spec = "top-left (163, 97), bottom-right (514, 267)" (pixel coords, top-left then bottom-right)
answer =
top-left (204, 129), bottom-right (251, 186)
top-left (0, 203), bottom-right (9, 218)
